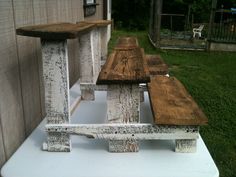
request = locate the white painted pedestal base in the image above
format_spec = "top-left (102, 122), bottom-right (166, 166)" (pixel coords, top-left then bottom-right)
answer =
top-left (175, 139), bottom-right (197, 153)
top-left (107, 84), bottom-right (140, 152)
top-left (78, 28), bottom-right (102, 100)
top-left (41, 40), bottom-right (71, 152)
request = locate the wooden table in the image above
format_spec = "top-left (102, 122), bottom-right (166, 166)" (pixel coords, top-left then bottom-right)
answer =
top-left (16, 22), bottom-right (96, 152)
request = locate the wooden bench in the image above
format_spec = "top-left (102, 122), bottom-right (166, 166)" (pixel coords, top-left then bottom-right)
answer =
top-left (145, 55), bottom-right (169, 76)
top-left (148, 75), bottom-right (208, 152)
top-left (97, 37), bottom-right (149, 152)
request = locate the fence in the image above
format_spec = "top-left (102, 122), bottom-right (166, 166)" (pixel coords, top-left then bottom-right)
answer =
top-left (209, 9), bottom-right (236, 43)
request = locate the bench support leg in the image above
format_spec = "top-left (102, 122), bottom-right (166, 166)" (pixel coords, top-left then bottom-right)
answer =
top-left (100, 26), bottom-right (108, 65)
top-left (41, 40), bottom-right (71, 152)
top-left (107, 84), bottom-right (140, 152)
top-left (175, 139), bottom-right (197, 153)
top-left (78, 30), bottom-right (100, 100)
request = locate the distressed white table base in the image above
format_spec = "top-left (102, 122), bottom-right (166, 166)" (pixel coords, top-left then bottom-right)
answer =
top-left (78, 29), bottom-right (101, 100)
top-left (41, 40), bottom-right (71, 152)
top-left (107, 84), bottom-right (140, 152)
top-left (175, 139), bottom-right (197, 153)
top-left (100, 26), bottom-right (108, 63)
top-left (1, 91), bottom-right (219, 177)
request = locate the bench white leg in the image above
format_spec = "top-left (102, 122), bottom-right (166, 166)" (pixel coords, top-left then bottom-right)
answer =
top-left (140, 90), bottom-right (144, 102)
top-left (175, 139), bottom-right (197, 153)
top-left (41, 40), bottom-right (71, 152)
top-left (107, 84), bottom-right (140, 152)
top-left (100, 26), bottom-right (108, 64)
top-left (91, 28), bottom-right (101, 82)
top-left (78, 31), bottom-right (96, 100)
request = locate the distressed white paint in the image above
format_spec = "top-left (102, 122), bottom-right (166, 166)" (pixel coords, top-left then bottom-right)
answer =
top-left (45, 124), bottom-right (199, 140)
top-left (78, 31), bottom-right (94, 100)
top-left (100, 26), bottom-right (108, 62)
top-left (107, 84), bottom-right (140, 152)
top-left (91, 28), bottom-right (101, 82)
top-left (175, 139), bottom-right (197, 153)
top-left (78, 29), bottom-right (101, 100)
top-left (41, 40), bottom-right (71, 152)
top-left (80, 83), bottom-right (107, 91)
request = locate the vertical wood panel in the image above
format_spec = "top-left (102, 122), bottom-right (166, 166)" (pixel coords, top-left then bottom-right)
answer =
top-left (32, 0), bottom-right (48, 118)
top-left (0, 120), bottom-right (6, 167)
top-left (85, 0), bottom-right (103, 21)
top-left (70, 0), bottom-right (84, 84)
top-left (13, 0), bottom-right (42, 136)
top-left (0, 0), bottom-right (25, 160)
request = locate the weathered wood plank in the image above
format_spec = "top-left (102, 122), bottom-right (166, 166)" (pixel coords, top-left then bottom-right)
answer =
top-left (45, 124), bottom-right (199, 140)
top-left (41, 40), bottom-right (71, 152)
top-left (0, 0), bottom-right (26, 160)
top-left (32, 0), bottom-right (48, 118)
top-left (107, 84), bottom-right (140, 152)
top-left (115, 37), bottom-right (139, 49)
top-left (0, 120), bottom-right (6, 167)
top-left (145, 55), bottom-right (168, 75)
top-left (46, 0), bottom-right (58, 23)
top-left (16, 23), bottom-right (95, 40)
top-left (71, 0), bottom-right (84, 22)
top-left (97, 46), bottom-right (150, 84)
top-left (13, 0), bottom-right (43, 136)
top-left (148, 76), bottom-right (208, 125)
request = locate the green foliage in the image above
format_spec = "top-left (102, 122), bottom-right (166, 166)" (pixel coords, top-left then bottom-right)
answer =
top-left (109, 29), bottom-right (236, 177)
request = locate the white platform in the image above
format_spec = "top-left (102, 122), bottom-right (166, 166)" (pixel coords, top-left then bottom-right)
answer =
top-left (1, 82), bottom-right (219, 177)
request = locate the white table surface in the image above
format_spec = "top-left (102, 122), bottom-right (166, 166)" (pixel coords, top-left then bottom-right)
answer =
top-left (1, 82), bottom-right (219, 177)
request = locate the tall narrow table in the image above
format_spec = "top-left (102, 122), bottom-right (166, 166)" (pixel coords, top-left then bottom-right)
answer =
top-left (16, 22), bottom-right (95, 152)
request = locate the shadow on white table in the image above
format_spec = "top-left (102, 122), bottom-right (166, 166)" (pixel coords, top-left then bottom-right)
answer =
top-left (1, 82), bottom-right (219, 177)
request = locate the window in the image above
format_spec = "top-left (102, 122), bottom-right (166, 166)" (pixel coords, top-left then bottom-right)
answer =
top-left (84, 0), bottom-right (98, 17)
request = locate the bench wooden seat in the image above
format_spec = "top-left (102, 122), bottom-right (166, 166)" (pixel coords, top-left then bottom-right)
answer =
top-left (145, 55), bottom-right (168, 75)
top-left (78, 20), bottom-right (112, 27)
top-left (114, 37), bottom-right (139, 49)
top-left (97, 37), bottom-right (150, 84)
top-left (16, 22), bottom-right (95, 39)
top-left (148, 76), bottom-right (208, 125)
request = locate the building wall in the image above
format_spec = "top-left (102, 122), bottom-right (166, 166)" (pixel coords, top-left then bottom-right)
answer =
top-left (0, 0), bottom-right (104, 168)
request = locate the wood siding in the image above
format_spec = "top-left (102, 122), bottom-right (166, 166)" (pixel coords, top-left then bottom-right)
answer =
top-left (0, 0), bottom-right (104, 168)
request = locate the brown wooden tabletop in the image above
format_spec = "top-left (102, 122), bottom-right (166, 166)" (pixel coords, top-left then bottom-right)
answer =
top-left (97, 47), bottom-right (150, 84)
top-left (78, 20), bottom-right (112, 27)
top-left (16, 22), bottom-right (95, 40)
top-left (145, 55), bottom-right (169, 75)
top-left (148, 76), bottom-right (208, 125)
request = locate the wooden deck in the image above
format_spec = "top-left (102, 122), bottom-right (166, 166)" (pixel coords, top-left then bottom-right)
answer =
top-left (148, 76), bottom-right (208, 125)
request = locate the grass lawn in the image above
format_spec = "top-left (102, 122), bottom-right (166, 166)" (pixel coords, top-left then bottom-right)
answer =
top-left (109, 30), bottom-right (236, 177)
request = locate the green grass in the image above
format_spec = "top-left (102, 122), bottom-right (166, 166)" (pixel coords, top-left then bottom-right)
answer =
top-left (109, 30), bottom-right (236, 177)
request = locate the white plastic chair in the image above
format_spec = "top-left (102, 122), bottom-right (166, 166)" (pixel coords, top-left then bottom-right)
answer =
top-left (193, 25), bottom-right (204, 38)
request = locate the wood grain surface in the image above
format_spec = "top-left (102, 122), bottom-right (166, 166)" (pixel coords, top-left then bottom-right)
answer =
top-left (16, 23), bottom-right (95, 39)
top-left (148, 76), bottom-right (208, 125)
top-left (145, 55), bottom-right (168, 75)
top-left (97, 45), bottom-right (150, 84)
top-left (79, 20), bottom-right (112, 27)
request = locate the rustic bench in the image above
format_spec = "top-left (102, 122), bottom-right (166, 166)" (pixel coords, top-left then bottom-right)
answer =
top-left (97, 37), bottom-right (150, 152)
top-left (148, 75), bottom-right (208, 152)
